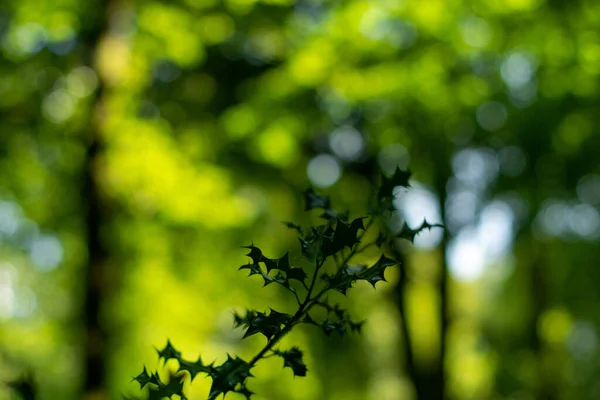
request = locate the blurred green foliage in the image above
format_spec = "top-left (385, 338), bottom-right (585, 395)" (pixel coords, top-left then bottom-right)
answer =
top-left (1, 0), bottom-right (600, 399)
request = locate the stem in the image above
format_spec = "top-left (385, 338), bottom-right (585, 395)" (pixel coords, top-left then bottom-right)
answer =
top-left (249, 257), bottom-right (326, 366)
top-left (248, 216), bottom-right (376, 369)
top-left (291, 288), bottom-right (302, 306)
top-left (303, 216), bottom-right (377, 315)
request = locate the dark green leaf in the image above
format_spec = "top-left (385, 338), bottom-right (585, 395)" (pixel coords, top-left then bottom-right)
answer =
top-left (304, 188), bottom-right (330, 211)
top-left (355, 254), bottom-right (397, 288)
top-left (286, 267), bottom-right (308, 282)
top-left (325, 265), bottom-right (365, 295)
top-left (376, 232), bottom-right (387, 248)
top-left (156, 340), bottom-right (181, 363)
top-left (396, 219), bottom-right (444, 244)
top-left (133, 366), bottom-right (152, 389)
top-left (327, 255), bottom-right (397, 293)
top-left (7, 374), bottom-right (35, 400)
top-left (234, 308), bottom-right (293, 340)
top-left (239, 262), bottom-right (262, 277)
top-left (207, 355), bottom-right (253, 400)
top-left (146, 374), bottom-right (187, 400)
top-left (242, 244), bottom-right (263, 264)
top-left (349, 320), bottom-right (365, 333)
top-left (282, 221), bottom-right (303, 234)
top-left (178, 356), bottom-right (213, 381)
top-left (378, 167), bottom-right (412, 201)
top-left (321, 217), bottom-right (365, 256)
top-left (274, 347), bottom-right (308, 377)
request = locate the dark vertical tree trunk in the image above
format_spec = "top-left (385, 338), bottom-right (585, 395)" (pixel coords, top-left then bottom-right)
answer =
top-left (391, 248), bottom-right (419, 393)
top-left (433, 169), bottom-right (450, 400)
top-left (391, 214), bottom-right (449, 399)
top-left (83, 140), bottom-right (108, 397)
top-left (80, 1), bottom-right (109, 397)
top-left (392, 232), bottom-right (449, 400)
top-left (393, 146), bottom-right (450, 400)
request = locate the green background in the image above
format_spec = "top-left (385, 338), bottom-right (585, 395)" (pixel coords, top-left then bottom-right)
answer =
top-left (1, 0), bottom-right (599, 399)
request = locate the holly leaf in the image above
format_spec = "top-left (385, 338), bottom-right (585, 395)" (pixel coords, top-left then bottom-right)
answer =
top-left (325, 265), bottom-right (365, 295)
top-left (242, 244), bottom-right (263, 264)
top-left (298, 224), bottom-right (332, 262)
top-left (274, 347), bottom-right (307, 377)
top-left (272, 253), bottom-right (306, 282)
top-left (239, 262), bottom-right (262, 277)
top-left (304, 188), bottom-right (331, 211)
top-left (286, 267), bottom-right (308, 282)
top-left (234, 308), bottom-right (293, 340)
top-left (162, 377), bottom-right (186, 400)
top-left (355, 254), bottom-right (397, 288)
top-left (7, 374), bottom-right (35, 400)
top-left (267, 252), bottom-right (290, 273)
top-left (378, 167), bottom-right (412, 201)
top-left (263, 271), bottom-right (290, 289)
top-left (132, 366), bottom-right (152, 389)
top-left (178, 356), bottom-right (213, 381)
top-left (311, 301), bottom-right (364, 336)
top-left (240, 248), bottom-right (307, 291)
top-left (396, 219), bottom-right (443, 244)
top-left (321, 320), bottom-right (345, 336)
top-left (234, 309), bottom-right (258, 329)
top-left (146, 373), bottom-right (187, 400)
top-left (156, 340), bottom-right (181, 363)
top-left (321, 217), bottom-right (365, 256)
top-left (282, 221), bottom-right (303, 235)
top-left (376, 232), bottom-right (387, 248)
top-left (299, 237), bottom-right (318, 262)
top-left (326, 255), bottom-right (397, 293)
top-left (207, 355), bottom-right (253, 400)
top-left (242, 249), bottom-right (306, 283)
top-left (349, 320), bottom-right (365, 333)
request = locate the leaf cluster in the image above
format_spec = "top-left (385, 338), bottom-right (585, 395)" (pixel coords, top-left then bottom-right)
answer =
top-left (131, 167), bottom-right (442, 399)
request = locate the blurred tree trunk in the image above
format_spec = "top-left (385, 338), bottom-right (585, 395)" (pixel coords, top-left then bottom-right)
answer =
top-left (81, 1), bottom-right (109, 398)
top-left (432, 167), bottom-right (450, 400)
top-left (529, 243), bottom-right (555, 400)
top-left (393, 148), bottom-right (450, 400)
top-left (83, 140), bottom-right (108, 398)
top-left (391, 248), bottom-right (419, 393)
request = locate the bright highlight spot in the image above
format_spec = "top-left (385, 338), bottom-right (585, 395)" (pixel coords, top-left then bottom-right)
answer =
top-left (448, 228), bottom-right (485, 281)
top-left (501, 53), bottom-right (535, 88)
top-left (448, 201), bottom-right (515, 281)
top-left (460, 17), bottom-right (491, 48)
top-left (0, 263), bottom-right (16, 319)
top-left (395, 185), bottom-right (443, 249)
top-left (452, 148), bottom-right (498, 188)
top-left (307, 154), bottom-right (341, 188)
top-left (329, 126), bottom-right (364, 161)
top-left (30, 235), bottom-right (63, 271)
top-left (42, 90), bottom-right (75, 123)
top-left (67, 66), bottom-right (98, 98)
top-left (0, 201), bottom-right (23, 236)
top-left (535, 199), bottom-right (600, 240)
